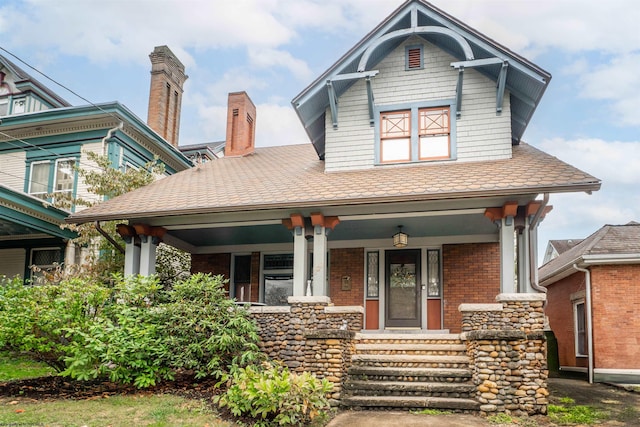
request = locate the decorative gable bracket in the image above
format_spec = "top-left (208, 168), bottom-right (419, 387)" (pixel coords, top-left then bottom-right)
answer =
top-left (451, 58), bottom-right (509, 116)
top-left (326, 70), bottom-right (379, 129)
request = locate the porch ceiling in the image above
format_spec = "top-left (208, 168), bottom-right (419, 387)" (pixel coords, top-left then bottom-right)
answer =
top-left (167, 211), bottom-right (496, 249)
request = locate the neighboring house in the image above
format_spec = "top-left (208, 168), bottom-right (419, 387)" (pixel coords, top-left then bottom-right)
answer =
top-left (67, 0), bottom-right (601, 334)
top-left (179, 141), bottom-right (225, 164)
top-left (542, 239), bottom-right (583, 264)
top-left (540, 222), bottom-right (640, 384)
top-left (0, 47), bottom-right (192, 281)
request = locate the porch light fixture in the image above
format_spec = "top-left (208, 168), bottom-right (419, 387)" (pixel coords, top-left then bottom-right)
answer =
top-left (393, 225), bottom-right (408, 248)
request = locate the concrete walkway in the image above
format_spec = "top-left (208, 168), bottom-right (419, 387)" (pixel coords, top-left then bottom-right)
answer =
top-left (326, 411), bottom-right (491, 427)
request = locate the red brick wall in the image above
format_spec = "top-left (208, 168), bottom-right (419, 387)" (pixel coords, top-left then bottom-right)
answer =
top-left (590, 264), bottom-right (640, 369)
top-left (191, 253), bottom-right (231, 293)
top-left (442, 243), bottom-right (500, 333)
top-left (545, 272), bottom-right (586, 368)
top-left (329, 248), bottom-right (364, 306)
top-left (225, 92), bottom-right (256, 156)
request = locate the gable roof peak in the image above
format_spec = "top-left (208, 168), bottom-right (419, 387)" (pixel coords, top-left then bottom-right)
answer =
top-left (292, 0), bottom-right (551, 159)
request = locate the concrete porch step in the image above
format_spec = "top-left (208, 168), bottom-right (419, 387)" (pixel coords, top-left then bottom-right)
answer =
top-left (355, 343), bottom-right (467, 355)
top-left (351, 354), bottom-right (469, 368)
top-left (343, 380), bottom-right (475, 396)
top-left (341, 395), bottom-right (480, 411)
top-left (347, 366), bottom-right (472, 382)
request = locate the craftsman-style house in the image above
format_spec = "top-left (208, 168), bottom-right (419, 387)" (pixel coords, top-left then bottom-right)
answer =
top-left (0, 47), bottom-right (192, 281)
top-left (541, 222), bottom-right (640, 384)
top-left (67, 0), bottom-right (600, 334)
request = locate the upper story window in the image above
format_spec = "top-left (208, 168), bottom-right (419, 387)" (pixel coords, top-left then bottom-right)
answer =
top-left (419, 107), bottom-right (450, 160)
top-left (28, 158), bottom-right (76, 201)
top-left (378, 103), bottom-right (454, 164)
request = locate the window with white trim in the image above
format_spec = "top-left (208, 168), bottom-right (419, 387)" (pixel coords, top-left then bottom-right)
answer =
top-left (573, 299), bottom-right (588, 356)
top-left (379, 105), bottom-right (452, 164)
top-left (28, 158), bottom-right (76, 201)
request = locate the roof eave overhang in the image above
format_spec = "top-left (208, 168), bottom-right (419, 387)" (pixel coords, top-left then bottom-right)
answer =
top-left (540, 253), bottom-right (640, 286)
top-left (0, 102), bottom-right (193, 170)
top-left (66, 180), bottom-right (601, 225)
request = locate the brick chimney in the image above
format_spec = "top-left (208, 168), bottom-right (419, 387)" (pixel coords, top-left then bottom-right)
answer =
top-left (147, 46), bottom-right (188, 148)
top-left (225, 92), bottom-right (256, 156)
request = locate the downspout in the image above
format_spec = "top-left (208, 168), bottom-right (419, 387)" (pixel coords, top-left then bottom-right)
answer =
top-left (101, 122), bottom-right (124, 156)
top-left (529, 193), bottom-right (549, 294)
top-left (573, 263), bottom-right (594, 384)
top-left (95, 221), bottom-right (125, 254)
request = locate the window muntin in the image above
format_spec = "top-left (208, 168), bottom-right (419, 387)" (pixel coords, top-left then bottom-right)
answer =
top-left (380, 111), bottom-right (411, 163)
top-left (378, 105), bottom-right (453, 164)
top-left (29, 247), bottom-right (63, 281)
top-left (366, 251), bottom-right (379, 298)
top-left (426, 249), bottom-right (441, 297)
top-left (419, 108), bottom-right (450, 160)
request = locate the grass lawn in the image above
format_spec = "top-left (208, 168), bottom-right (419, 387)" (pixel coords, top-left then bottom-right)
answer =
top-left (0, 393), bottom-right (234, 427)
top-left (0, 351), bottom-right (235, 426)
top-left (0, 351), bottom-right (55, 381)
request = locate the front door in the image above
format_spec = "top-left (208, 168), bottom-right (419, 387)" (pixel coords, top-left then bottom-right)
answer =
top-left (385, 249), bottom-right (421, 328)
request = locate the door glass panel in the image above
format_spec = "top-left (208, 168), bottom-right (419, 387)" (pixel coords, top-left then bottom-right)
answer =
top-left (385, 249), bottom-right (421, 328)
top-left (427, 249), bottom-right (441, 297)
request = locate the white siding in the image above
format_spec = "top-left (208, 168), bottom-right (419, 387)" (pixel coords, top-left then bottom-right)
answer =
top-left (325, 38), bottom-right (512, 172)
top-left (0, 248), bottom-right (26, 279)
top-left (0, 151), bottom-right (26, 191)
top-left (74, 142), bottom-right (103, 210)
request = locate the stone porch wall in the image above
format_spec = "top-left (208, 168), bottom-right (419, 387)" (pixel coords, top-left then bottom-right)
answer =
top-left (248, 296), bottom-right (362, 401)
top-left (459, 293), bottom-right (548, 416)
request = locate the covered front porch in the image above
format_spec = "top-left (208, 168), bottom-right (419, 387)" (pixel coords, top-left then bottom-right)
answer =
top-left (115, 196), bottom-right (549, 333)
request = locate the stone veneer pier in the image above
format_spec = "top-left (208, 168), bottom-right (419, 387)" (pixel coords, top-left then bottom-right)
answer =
top-left (248, 293), bottom-right (548, 416)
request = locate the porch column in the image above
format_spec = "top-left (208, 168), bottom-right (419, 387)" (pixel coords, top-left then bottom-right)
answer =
top-left (132, 224), bottom-right (166, 277)
top-left (312, 225), bottom-right (327, 297)
top-left (117, 224), bottom-right (141, 276)
top-left (139, 236), bottom-right (157, 276)
top-left (517, 217), bottom-right (532, 293)
top-left (290, 214), bottom-right (308, 296)
top-left (124, 240), bottom-right (140, 276)
top-left (499, 217), bottom-right (516, 293)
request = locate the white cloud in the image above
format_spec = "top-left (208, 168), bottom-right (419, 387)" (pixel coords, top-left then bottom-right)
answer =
top-left (572, 54), bottom-right (640, 126)
top-left (535, 137), bottom-right (640, 256)
top-left (537, 138), bottom-right (640, 185)
top-left (248, 48), bottom-right (312, 80)
top-left (255, 103), bottom-right (308, 147)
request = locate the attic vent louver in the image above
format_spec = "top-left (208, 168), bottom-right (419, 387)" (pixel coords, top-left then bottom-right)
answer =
top-left (406, 46), bottom-right (422, 70)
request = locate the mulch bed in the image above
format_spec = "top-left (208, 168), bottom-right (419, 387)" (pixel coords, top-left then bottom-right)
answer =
top-left (0, 373), bottom-right (221, 402)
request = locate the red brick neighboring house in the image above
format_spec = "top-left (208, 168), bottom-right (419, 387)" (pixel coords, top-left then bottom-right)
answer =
top-left (540, 222), bottom-right (640, 384)
top-left (67, 0), bottom-right (601, 333)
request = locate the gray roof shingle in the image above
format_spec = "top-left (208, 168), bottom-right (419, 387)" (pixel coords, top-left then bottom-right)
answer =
top-left (540, 222), bottom-right (640, 282)
top-left (67, 142), bottom-right (601, 224)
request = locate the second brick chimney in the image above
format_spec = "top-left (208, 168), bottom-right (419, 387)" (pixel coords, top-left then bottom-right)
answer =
top-left (147, 46), bottom-right (188, 148)
top-left (225, 92), bottom-right (256, 156)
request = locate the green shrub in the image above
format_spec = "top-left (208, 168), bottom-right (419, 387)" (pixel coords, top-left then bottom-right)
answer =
top-left (63, 273), bottom-right (263, 387)
top-left (0, 276), bottom-right (110, 371)
top-left (216, 362), bottom-right (333, 427)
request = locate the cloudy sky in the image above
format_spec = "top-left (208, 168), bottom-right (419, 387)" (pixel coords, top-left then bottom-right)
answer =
top-left (1, 0), bottom-right (638, 260)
